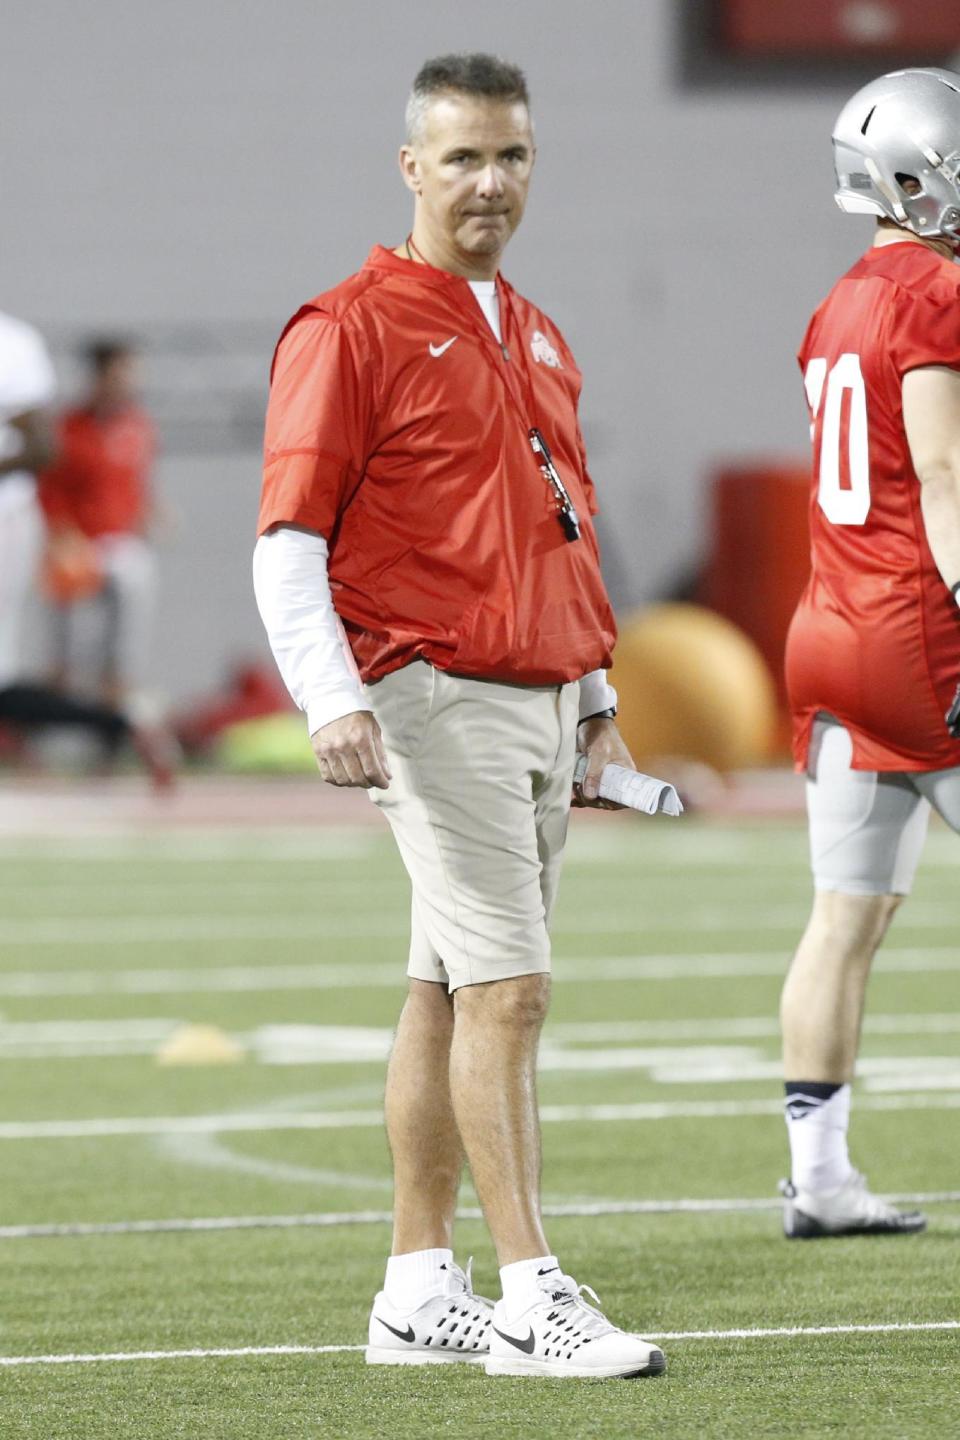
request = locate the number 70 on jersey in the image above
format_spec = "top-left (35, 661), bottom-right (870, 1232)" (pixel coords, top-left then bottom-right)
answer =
top-left (804, 353), bottom-right (870, 526)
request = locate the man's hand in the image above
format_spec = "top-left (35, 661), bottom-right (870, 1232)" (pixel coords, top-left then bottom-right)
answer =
top-left (310, 710), bottom-right (392, 789)
top-left (572, 717), bottom-right (635, 809)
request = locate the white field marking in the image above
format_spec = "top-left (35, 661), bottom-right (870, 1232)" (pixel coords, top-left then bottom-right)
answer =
top-left (550, 1013), bottom-right (960, 1041)
top-left (565, 824), bottom-right (957, 866)
top-left (0, 1019), bottom-right (177, 1059)
top-left (153, 1081), bottom-right (394, 1194)
top-left (0, 878), bottom-right (411, 907)
top-left (2, 1321), bottom-right (959, 1367)
top-left (1, 1014), bottom-right (959, 1063)
top-left (0, 961), bottom-right (407, 997)
top-left (5, 944), bottom-right (960, 1002)
top-left (0, 832), bottom-right (382, 863)
top-left (0, 913), bottom-right (763, 943)
top-left (865, 1072), bottom-right (960, 1093)
top-left (3, 946), bottom-right (960, 1000)
top-left (0, 817), bottom-right (949, 863)
top-left (2, 1022), bottom-right (957, 1096)
top-left (3, 1191), bottom-right (959, 1241)
top-left (6, 1000), bottom-right (960, 1056)
top-left (650, 1321), bottom-right (960, 1341)
top-left (0, 826), bottom-right (796, 866)
top-left (2, 853), bottom-right (953, 891)
top-left (9, 905), bottom-right (960, 944)
top-left (155, 1130), bottom-right (395, 1194)
top-left (251, 1024), bottom-right (392, 1065)
top-left (245, 1028), bottom-right (960, 1095)
top-left (4, 1092), bottom-right (960, 1142)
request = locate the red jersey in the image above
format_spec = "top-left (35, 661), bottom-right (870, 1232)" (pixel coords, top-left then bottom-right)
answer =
top-left (787, 243), bottom-right (960, 772)
top-left (257, 245), bottom-right (616, 687)
top-left (39, 405), bottom-right (155, 538)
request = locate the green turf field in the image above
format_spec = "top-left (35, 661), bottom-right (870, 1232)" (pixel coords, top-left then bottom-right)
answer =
top-left (1, 812), bottom-right (957, 1438)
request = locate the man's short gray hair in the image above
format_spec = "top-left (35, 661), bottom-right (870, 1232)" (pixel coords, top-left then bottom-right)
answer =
top-left (405, 53), bottom-right (530, 144)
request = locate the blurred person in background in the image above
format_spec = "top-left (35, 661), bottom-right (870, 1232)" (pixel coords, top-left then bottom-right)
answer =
top-left (781, 67), bottom-right (960, 1239)
top-left (254, 53), bottom-right (666, 1380)
top-left (38, 337), bottom-right (158, 709)
top-left (0, 311), bottom-right (174, 788)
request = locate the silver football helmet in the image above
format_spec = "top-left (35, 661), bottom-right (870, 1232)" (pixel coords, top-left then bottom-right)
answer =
top-left (833, 67), bottom-right (960, 241)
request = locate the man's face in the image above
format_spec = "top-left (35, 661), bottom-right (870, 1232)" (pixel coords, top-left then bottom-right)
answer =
top-left (95, 354), bottom-right (140, 409)
top-left (401, 94), bottom-right (535, 264)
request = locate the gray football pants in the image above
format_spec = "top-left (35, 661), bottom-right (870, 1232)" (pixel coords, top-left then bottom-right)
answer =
top-left (807, 715), bottom-right (960, 896)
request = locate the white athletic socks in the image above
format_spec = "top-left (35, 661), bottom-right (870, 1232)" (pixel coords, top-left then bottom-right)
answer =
top-left (784, 1081), bottom-right (854, 1192)
top-left (499, 1255), bottom-right (561, 1319)
top-left (382, 1250), bottom-right (567, 1316)
top-left (383, 1247), bottom-right (455, 1312)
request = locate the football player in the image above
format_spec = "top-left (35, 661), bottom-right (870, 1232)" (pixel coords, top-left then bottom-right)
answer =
top-left (39, 338), bottom-right (159, 709)
top-left (0, 312), bottom-right (175, 788)
top-left (781, 68), bottom-right (960, 1238)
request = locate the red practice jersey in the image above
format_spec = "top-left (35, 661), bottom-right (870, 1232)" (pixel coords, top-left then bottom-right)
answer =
top-left (786, 242), bottom-right (960, 772)
top-left (259, 246), bottom-right (615, 687)
top-left (39, 406), bottom-right (155, 539)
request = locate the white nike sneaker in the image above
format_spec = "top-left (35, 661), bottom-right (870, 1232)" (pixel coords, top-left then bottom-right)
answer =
top-left (486, 1270), bottom-right (666, 1380)
top-left (365, 1258), bottom-right (494, 1366)
top-left (781, 1172), bottom-right (927, 1239)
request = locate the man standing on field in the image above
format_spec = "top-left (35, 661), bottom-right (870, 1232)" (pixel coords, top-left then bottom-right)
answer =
top-left (253, 54), bottom-right (666, 1379)
top-left (781, 67), bottom-right (960, 1238)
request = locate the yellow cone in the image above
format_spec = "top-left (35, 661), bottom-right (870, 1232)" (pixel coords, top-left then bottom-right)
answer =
top-left (155, 1024), bottom-right (245, 1067)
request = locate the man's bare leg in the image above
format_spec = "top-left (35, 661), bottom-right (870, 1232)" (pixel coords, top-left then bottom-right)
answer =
top-left (781, 889), bottom-right (901, 1080)
top-left (449, 972), bottom-right (551, 1266)
top-left (777, 888), bottom-right (924, 1234)
top-left (369, 979), bottom-right (494, 1365)
top-left (385, 978), bottom-right (463, 1255)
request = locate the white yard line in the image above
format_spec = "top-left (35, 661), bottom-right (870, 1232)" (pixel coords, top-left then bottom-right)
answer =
top-left (4, 908), bottom-right (960, 943)
top-left (652, 1321), bottom-right (960, 1341)
top-left (0, 834), bottom-right (381, 862)
top-left (0, 833), bottom-right (779, 862)
top-left (0, 819), bottom-right (953, 862)
top-left (3, 1191), bottom-right (959, 1240)
top-left (5, 1014), bottom-right (958, 1066)
top-left (3, 1092), bottom-right (960, 1142)
top-left (551, 1013), bottom-right (960, 1041)
top-left (0, 828), bottom-right (792, 865)
top-left (0, 1344), bottom-right (366, 1367)
top-left (2, 1321), bottom-right (958, 1367)
top-left (0, 961), bottom-right (405, 996)
top-left (2, 947), bottom-right (958, 997)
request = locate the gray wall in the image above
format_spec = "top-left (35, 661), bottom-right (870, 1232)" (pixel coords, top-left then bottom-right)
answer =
top-left (3, 0), bottom-right (883, 703)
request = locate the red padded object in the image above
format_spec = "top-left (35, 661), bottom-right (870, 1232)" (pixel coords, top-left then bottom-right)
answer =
top-left (700, 463), bottom-right (810, 713)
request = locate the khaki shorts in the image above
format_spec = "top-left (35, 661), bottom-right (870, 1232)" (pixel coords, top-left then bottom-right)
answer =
top-left (366, 661), bottom-right (579, 991)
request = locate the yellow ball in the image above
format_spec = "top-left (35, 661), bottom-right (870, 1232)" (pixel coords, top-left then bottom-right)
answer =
top-left (610, 603), bottom-right (778, 773)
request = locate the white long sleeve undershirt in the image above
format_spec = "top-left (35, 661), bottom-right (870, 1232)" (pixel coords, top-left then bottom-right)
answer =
top-left (252, 527), bottom-right (369, 737)
top-left (253, 527), bottom-right (617, 735)
top-left (253, 280), bottom-right (617, 736)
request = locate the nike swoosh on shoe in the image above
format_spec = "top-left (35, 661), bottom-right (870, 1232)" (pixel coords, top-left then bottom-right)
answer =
top-left (374, 1316), bottom-right (416, 1342)
top-left (492, 1324), bottom-right (536, 1354)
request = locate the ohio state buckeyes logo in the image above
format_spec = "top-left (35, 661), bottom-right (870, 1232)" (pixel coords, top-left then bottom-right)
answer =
top-left (530, 330), bottom-right (562, 368)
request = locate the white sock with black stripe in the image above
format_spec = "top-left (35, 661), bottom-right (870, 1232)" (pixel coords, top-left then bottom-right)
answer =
top-left (785, 1081), bottom-right (853, 1192)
